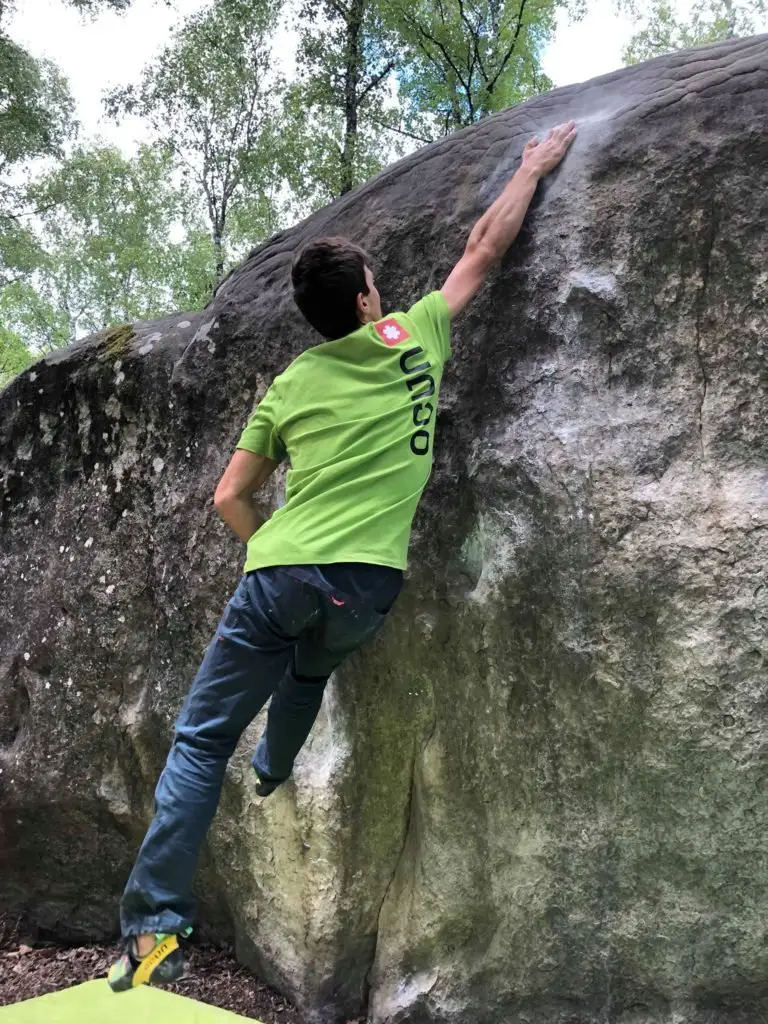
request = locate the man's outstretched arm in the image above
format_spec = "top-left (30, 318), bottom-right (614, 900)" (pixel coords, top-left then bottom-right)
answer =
top-left (214, 449), bottom-right (278, 543)
top-left (441, 121), bottom-right (577, 318)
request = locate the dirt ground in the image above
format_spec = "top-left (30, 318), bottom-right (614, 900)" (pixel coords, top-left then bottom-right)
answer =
top-left (0, 918), bottom-right (303, 1022)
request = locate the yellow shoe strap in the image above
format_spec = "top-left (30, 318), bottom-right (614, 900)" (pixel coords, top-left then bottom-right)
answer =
top-left (132, 934), bottom-right (179, 987)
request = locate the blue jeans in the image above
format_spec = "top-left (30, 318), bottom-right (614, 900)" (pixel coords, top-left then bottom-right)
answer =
top-left (120, 566), bottom-right (399, 937)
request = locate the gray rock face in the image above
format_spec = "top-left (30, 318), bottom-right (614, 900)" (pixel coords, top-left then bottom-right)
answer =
top-left (1, 35), bottom-right (767, 1024)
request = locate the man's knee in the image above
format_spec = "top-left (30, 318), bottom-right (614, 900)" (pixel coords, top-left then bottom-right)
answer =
top-left (173, 721), bottom-right (240, 762)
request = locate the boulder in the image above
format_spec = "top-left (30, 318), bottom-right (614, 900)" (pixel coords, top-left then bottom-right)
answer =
top-left (1, 34), bottom-right (767, 1024)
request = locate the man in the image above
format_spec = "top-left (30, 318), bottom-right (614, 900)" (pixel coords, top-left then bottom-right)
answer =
top-left (108, 121), bottom-right (577, 991)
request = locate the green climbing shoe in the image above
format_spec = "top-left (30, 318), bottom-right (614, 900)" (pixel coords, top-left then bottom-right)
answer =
top-left (108, 928), bottom-right (192, 992)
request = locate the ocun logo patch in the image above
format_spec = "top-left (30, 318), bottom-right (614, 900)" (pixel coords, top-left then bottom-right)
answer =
top-left (375, 318), bottom-right (410, 346)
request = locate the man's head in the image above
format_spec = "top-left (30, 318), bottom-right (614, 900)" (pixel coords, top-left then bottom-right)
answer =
top-left (292, 236), bottom-right (382, 340)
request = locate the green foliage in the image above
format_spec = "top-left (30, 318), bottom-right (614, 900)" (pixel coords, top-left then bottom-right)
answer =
top-left (104, 0), bottom-right (286, 280)
top-left (64, 0), bottom-right (134, 10)
top-left (0, 279), bottom-right (68, 352)
top-left (289, 0), bottom-right (572, 201)
top-left (0, 320), bottom-right (33, 389)
top-left (0, 34), bottom-right (76, 285)
top-left (290, 0), bottom-right (405, 199)
top-left (0, 37), bottom-right (74, 166)
top-left (166, 227), bottom-right (219, 312)
top-left (0, 143), bottom-right (215, 353)
top-left (388, 0), bottom-right (562, 138)
top-left (619, 0), bottom-right (767, 64)
top-left (280, 80), bottom-right (401, 209)
top-left (2, 0), bottom-right (138, 11)
top-left (0, 0), bottom-right (587, 390)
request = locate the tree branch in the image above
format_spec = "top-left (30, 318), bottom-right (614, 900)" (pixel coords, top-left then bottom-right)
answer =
top-left (459, 0), bottom-right (488, 85)
top-left (486, 0), bottom-right (529, 95)
top-left (326, 0), bottom-right (349, 18)
top-left (406, 13), bottom-right (471, 95)
top-left (0, 270), bottom-right (25, 288)
top-left (358, 60), bottom-right (396, 105)
top-left (367, 115), bottom-right (435, 144)
top-left (457, 0), bottom-right (480, 82)
top-left (243, 81), bottom-right (263, 152)
top-left (222, 85), bottom-right (259, 202)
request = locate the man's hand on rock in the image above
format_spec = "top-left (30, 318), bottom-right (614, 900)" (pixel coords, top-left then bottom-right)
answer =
top-left (522, 121), bottom-right (577, 179)
top-left (441, 120), bottom-right (577, 317)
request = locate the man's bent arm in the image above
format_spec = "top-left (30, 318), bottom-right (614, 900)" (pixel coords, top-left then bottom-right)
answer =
top-left (441, 121), bottom-right (577, 318)
top-left (214, 449), bottom-right (278, 543)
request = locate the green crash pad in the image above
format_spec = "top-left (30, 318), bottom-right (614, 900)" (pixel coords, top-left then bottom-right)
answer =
top-left (0, 979), bottom-right (258, 1023)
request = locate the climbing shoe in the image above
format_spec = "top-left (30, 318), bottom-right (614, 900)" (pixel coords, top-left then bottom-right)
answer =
top-left (107, 927), bottom-right (192, 992)
top-left (254, 771), bottom-right (279, 798)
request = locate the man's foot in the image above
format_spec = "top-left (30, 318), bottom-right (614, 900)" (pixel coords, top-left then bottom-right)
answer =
top-left (254, 772), bottom-right (279, 797)
top-left (108, 928), bottom-right (192, 992)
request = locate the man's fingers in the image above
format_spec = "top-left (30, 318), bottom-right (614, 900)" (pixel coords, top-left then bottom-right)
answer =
top-left (532, 121), bottom-right (576, 151)
top-left (522, 121), bottom-right (577, 175)
top-left (550, 121), bottom-right (577, 156)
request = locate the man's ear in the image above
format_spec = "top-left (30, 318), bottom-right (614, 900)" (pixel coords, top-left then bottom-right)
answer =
top-left (356, 290), bottom-right (368, 324)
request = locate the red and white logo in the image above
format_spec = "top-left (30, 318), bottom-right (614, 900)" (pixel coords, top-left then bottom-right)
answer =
top-left (374, 318), bottom-right (410, 346)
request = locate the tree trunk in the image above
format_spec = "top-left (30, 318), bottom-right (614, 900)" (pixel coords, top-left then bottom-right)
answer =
top-left (448, 71), bottom-right (466, 130)
top-left (213, 224), bottom-right (224, 283)
top-left (339, 0), bottom-right (364, 195)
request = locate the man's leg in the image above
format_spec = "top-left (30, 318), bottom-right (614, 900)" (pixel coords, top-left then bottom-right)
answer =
top-left (252, 596), bottom-right (387, 791)
top-left (119, 570), bottom-right (320, 943)
top-left (251, 662), bottom-right (330, 793)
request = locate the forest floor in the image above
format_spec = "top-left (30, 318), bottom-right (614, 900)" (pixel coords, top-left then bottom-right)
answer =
top-left (0, 918), bottom-right (305, 1022)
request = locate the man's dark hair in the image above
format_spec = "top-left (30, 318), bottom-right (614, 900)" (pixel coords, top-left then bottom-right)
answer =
top-left (292, 236), bottom-right (372, 340)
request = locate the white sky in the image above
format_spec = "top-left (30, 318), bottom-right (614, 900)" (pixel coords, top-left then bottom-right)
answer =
top-left (9, 0), bottom-right (293, 152)
top-left (9, 0), bottom-right (765, 154)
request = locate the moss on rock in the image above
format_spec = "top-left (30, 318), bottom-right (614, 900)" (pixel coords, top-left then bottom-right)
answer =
top-left (97, 324), bottom-right (135, 360)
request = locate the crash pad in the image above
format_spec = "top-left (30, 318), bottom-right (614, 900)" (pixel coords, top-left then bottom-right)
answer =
top-left (0, 979), bottom-right (258, 1022)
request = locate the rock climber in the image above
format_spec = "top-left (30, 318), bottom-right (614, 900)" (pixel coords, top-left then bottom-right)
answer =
top-left (108, 120), bottom-right (577, 991)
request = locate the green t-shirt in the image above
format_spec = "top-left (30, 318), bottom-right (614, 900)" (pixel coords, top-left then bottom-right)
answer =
top-left (237, 290), bottom-right (452, 572)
